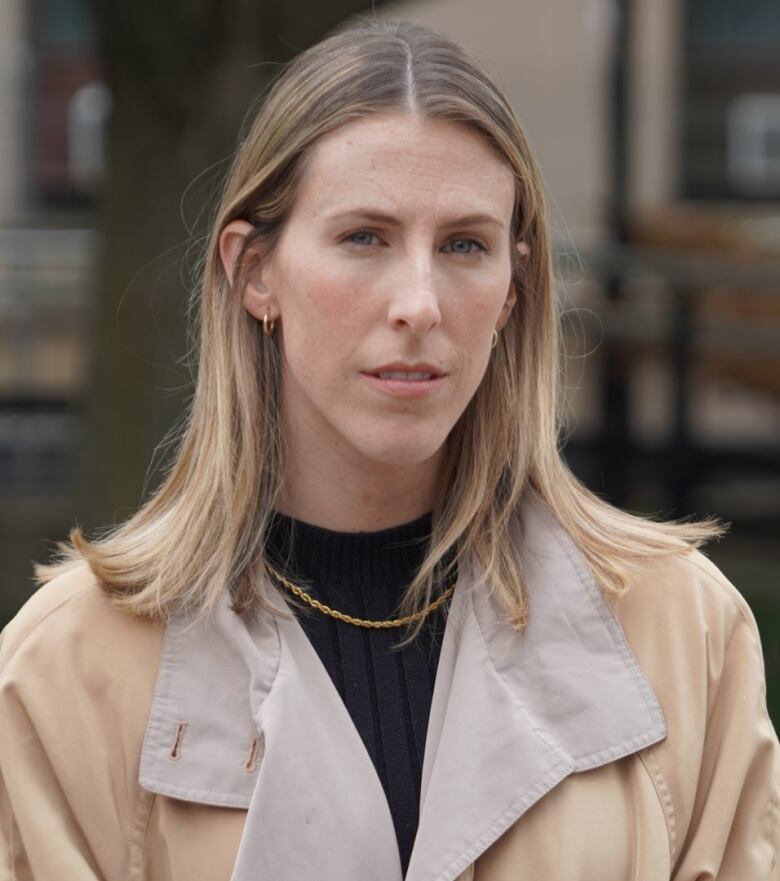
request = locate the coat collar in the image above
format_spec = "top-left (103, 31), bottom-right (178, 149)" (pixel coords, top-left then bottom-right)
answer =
top-left (139, 490), bottom-right (667, 881)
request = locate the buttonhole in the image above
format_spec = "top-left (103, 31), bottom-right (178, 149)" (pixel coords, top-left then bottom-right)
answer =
top-left (244, 733), bottom-right (264, 774)
top-left (168, 721), bottom-right (188, 761)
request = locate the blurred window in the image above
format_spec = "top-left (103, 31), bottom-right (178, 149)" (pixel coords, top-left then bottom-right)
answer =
top-left (727, 94), bottom-right (780, 193)
top-left (683, 0), bottom-right (780, 199)
top-left (32, 0), bottom-right (104, 206)
top-left (35, 0), bottom-right (95, 48)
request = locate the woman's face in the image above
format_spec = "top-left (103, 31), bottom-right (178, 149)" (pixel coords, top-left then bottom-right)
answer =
top-left (236, 112), bottom-right (519, 475)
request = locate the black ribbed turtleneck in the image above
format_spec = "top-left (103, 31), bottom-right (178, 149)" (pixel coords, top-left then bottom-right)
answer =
top-left (264, 510), bottom-right (455, 877)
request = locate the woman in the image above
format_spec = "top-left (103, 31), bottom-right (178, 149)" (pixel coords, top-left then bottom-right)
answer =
top-left (1, 17), bottom-right (777, 881)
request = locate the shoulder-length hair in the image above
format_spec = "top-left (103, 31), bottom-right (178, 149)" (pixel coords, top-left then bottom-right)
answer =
top-left (36, 17), bottom-right (727, 645)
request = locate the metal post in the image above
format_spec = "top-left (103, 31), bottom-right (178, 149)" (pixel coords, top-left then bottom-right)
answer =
top-left (600, 0), bottom-right (633, 507)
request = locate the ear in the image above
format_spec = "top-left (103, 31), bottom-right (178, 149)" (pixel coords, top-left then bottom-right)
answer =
top-left (496, 240), bottom-right (530, 331)
top-left (218, 219), bottom-right (276, 322)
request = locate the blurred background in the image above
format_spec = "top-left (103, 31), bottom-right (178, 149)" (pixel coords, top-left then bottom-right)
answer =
top-left (1, 0), bottom-right (778, 720)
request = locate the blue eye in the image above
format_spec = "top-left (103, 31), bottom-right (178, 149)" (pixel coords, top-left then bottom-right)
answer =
top-left (446, 238), bottom-right (487, 255)
top-left (344, 230), bottom-right (379, 246)
top-left (341, 230), bottom-right (488, 254)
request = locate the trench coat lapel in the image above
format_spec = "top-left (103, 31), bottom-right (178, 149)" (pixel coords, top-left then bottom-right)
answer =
top-left (139, 491), bottom-right (667, 881)
top-left (407, 493), bottom-right (668, 881)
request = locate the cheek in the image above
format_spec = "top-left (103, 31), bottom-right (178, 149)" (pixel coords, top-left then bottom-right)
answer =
top-left (447, 278), bottom-right (508, 383)
top-left (286, 241), bottom-right (373, 314)
top-left (449, 259), bottom-right (511, 312)
top-left (278, 255), bottom-right (321, 322)
top-left (448, 277), bottom-right (507, 343)
top-left (279, 261), bottom-right (372, 378)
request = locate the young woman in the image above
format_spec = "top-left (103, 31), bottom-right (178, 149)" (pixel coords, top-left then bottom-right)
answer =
top-left (1, 18), bottom-right (777, 881)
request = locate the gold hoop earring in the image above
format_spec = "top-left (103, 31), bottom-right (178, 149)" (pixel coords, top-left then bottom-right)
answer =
top-left (491, 329), bottom-right (499, 350)
top-left (263, 310), bottom-right (276, 337)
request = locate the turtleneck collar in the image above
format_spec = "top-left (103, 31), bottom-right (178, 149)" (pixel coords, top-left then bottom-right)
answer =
top-left (263, 510), bottom-right (435, 592)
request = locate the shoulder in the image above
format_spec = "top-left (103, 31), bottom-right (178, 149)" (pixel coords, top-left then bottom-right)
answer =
top-left (607, 547), bottom-right (763, 669)
top-left (608, 547), bottom-right (774, 795)
top-left (604, 551), bottom-right (780, 874)
top-left (0, 562), bottom-right (165, 818)
top-left (0, 567), bottom-right (167, 876)
top-left (2, 562), bottom-right (100, 662)
top-left (0, 560), bottom-right (164, 697)
top-left (606, 547), bottom-right (767, 722)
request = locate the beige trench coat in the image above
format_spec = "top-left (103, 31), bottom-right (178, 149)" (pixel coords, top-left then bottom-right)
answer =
top-left (1, 492), bottom-right (778, 880)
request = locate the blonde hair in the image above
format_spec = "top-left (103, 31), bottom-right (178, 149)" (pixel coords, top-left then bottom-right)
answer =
top-left (35, 18), bottom-right (727, 645)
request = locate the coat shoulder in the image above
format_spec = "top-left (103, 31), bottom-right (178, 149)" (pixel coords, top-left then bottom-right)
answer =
top-left (608, 546), bottom-right (763, 661)
top-left (1, 561), bottom-right (97, 662)
top-left (0, 565), bottom-right (165, 879)
top-left (0, 560), bottom-right (164, 679)
top-left (607, 546), bottom-right (778, 871)
top-left (673, 547), bottom-right (760, 627)
top-left (606, 545), bottom-right (768, 719)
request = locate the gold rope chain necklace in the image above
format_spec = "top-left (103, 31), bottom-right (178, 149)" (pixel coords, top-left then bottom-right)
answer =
top-left (264, 563), bottom-right (456, 629)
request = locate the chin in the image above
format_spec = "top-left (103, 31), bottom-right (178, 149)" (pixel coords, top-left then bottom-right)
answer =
top-left (355, 431), bottom-right (448, 469)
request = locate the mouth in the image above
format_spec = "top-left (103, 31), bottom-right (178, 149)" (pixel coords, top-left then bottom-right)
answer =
top-left (371, 370), bottom-right (439, 381)
top-left (364, 362), bottom-right (447, 381)
top-left (360, 369), bottom-right (447, 398)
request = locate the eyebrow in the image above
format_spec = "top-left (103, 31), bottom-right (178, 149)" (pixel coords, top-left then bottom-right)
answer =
top-left (324, 208), bottom-right (505, 229)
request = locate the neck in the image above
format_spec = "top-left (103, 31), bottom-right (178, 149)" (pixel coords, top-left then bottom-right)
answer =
top-left (278, 430), bottom-right (444, 535)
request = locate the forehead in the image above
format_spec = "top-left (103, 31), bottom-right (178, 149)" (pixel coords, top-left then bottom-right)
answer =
top-left (293, 112), bottom-right (516, 222)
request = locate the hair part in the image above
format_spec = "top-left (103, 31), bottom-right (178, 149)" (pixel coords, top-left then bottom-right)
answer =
top-left (35, 17), bottom-right (728, 646)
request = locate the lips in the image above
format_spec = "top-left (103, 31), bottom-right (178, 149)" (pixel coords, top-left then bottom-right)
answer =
top-left (361, 371), bottom-right (446, 398)
top-left (366, 362), bottom-right (446, 379)
top-left (375, 370), bottom-right (435, 380)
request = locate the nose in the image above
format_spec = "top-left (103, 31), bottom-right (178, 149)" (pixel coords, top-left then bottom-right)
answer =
top-left (386, 253), bottom-right (442, 336)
